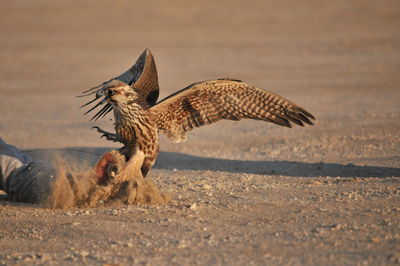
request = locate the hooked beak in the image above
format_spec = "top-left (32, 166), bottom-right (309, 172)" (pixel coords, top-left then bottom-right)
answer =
top-left (95, 85), bottom-right (116, 103)
top-left (96, 89), bottom-right (105, 98)
top-left (80, 84), bottom-right (114, 120)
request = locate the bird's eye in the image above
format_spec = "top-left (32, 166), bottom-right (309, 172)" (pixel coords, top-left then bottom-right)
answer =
top-left (107, 89), bottom-right (115, 97)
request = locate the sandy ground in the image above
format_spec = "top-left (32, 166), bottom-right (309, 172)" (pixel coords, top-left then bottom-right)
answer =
top-left (0, 0), bottom-right (400, 265)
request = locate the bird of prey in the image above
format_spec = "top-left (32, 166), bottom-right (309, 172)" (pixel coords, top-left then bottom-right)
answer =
top-left (80, 48), bottom-right (160, 119)
top-left (81, 49), bottom-right (315, 176)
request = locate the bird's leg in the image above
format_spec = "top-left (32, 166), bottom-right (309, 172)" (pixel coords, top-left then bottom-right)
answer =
top-left (140, 156), bottom-right (156, 177)
top-left (92, 126), bottom-right (123, 143)
top-left (122, 146), bottom-right (155, 178)
top-left (118, 145), bottom-right (132, 161)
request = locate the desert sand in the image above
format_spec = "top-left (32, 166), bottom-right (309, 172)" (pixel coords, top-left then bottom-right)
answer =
top-left (0, 0), bottom-right (399, 265)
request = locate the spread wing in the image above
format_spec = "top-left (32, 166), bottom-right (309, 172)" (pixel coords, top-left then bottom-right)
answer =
top-left (80, 49), bottom-right (159, 121)
top-left (149, 79), bottom-right (315, 143)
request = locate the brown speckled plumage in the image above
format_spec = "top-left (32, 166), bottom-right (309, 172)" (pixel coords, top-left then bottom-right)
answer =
top-left (150, 79), bottom-right (314, 144)
top-left (81, 50), bottom-right (315, 176)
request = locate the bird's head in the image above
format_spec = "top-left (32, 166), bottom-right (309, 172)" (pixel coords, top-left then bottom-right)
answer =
top-left (102, 80), bottom-right (138, 106)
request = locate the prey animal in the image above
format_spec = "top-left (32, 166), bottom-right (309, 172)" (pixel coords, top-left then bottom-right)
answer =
top-left (81, 49), bottom-right (315, 176)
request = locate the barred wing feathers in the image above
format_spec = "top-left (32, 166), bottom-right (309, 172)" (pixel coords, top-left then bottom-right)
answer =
top-left (149, 79), bottom-right (315, 143)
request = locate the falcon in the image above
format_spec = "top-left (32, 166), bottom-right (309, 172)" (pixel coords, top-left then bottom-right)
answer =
top-left (80, 48), bottom-right (160, 119)
top-left (81, 49), bottom-right (315, 176)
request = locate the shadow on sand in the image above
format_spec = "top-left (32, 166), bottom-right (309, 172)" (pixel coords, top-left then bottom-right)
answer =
top-left (23, 147), bottom-right (400, 179)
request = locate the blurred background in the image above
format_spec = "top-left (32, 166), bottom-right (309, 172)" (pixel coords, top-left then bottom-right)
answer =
top-left (0, 0), bottom-right (399, 159)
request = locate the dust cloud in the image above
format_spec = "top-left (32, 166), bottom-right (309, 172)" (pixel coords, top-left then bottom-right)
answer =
top-left (49, 150), bottom-right (169, 209)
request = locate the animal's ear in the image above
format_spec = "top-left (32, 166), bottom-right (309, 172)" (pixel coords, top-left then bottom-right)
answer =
top-left (117, 49), bottom-right (160, 106)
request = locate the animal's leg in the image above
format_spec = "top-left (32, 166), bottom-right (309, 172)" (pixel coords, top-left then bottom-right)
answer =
top-left (92, 126), bottom-right (123, 143)
top-left (140, 156), bottom-right (156, 177)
